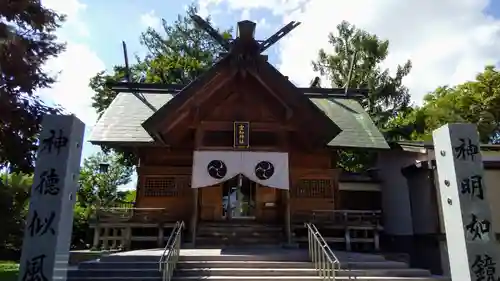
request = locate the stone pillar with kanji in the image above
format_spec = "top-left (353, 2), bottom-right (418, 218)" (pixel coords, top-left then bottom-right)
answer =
top-left (17, 115), bottom-right (85, 281)
top-left (433, 123), bottom-right (500, 281)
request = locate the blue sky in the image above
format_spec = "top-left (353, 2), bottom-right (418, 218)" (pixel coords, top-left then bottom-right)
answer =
top-left (78, 0), bottom-right (285, 67)
top-left (40, 0), bottom-right (500, 189)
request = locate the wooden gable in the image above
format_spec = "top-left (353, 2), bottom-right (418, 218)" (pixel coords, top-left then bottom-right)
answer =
top-left (206, 84), bottom-right (280, 123)
top-left (141, 19), bottom-right (342, 149)
top-left (141, 58), bottom-right (341, 149)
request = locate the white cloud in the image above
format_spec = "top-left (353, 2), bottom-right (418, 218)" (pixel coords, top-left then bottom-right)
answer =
top-left (38, 43), bottom-right (104, 125)
top-left (239, 9), bottom-right (270, 30)
top-left (42, 0), bottom-right (90, 37)
top-left (39, 0), bottom-right (105, 126)
top-left (240, 9), bottom-right (251, 21)
top-left (38, 0), bottom-right (106, 164)
top-left (140, 10), bottom-right (162, 29)
top-left (198, 0), bottom-right (500, 104)
top-left (198, 0), bottom-right (306, 17)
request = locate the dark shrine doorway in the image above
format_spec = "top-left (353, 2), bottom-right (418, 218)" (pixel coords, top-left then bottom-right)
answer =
top-left (221, 174), bottom-right (257, 220)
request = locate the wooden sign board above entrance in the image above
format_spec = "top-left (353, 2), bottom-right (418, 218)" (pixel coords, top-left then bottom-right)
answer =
top-left (234, 121), bottom-right (250, 148)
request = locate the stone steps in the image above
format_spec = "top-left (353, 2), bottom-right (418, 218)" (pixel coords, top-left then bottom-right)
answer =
top-left (66, 248), bottom-right (451, 281)
top-left (173, 277), bottom-right (448, 281)
top-left (174, 268), bottom-right (431, 277)
top-left (65, 277), bottom-right (449, 281)
top-left (177, 260), bottom-right (313, 268)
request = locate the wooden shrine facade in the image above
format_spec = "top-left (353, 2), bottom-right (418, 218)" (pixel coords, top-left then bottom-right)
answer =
top-left (133, 147), bottom-right (341, 224)
top-left (88, 17), bottom-right (388, 250)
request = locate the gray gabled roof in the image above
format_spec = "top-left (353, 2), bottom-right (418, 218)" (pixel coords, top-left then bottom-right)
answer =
top-left (90, 93), bottom-right (174, 143)
top-left (310, 98), bottom-right (389, 149)
top-left (89, 93), bottom-right (389, 149)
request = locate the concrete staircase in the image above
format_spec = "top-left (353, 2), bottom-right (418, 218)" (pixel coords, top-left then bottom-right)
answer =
top-left (195, 222), bottom-right (284, 246)
top-left (64, 248), bottom-right (451, 281)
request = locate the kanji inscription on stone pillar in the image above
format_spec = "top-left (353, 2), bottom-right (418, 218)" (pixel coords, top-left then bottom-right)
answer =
top-left (18, 115), bottom-right (85, 281)
top-left (433, 123), bottom-right (500, 281)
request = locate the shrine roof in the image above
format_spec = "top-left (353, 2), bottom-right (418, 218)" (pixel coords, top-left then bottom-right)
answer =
top-left (90, 93), bottom-right (174, 144)
top-left (89, 93), bottom-right (388, 149)
top-left (310, 98), bottom-right (388, 149)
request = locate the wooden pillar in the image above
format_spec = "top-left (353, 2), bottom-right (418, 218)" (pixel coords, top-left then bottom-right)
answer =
top-left (433, 123), bottom-right (500, 281)
top-left (191, 188), bottom-right (199, 245)
top-left (285, 190), bottom-right (292, 244)
top-left (103, 228), bottom-right (110, 250)
top-left (345, 227), bottom-right (352, 251)
top-left (157, 225), bottom-right (164, 247)
top-left (124, 227), bottom-right (132, 250)
top-left (374, 229), bottom-right (380, 251)
top-left (92, 227), bottom-right (100, 249)
top-left (111, 228), bottom-right (117, 248)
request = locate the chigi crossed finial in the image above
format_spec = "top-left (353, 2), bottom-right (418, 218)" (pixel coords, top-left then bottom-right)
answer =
top-left (190, 14), bottom-right (301, 55)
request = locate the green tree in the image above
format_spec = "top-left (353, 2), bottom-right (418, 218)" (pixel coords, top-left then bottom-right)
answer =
top-left (312, 21), bottom-right (414, 171)
top-left (122, 190), bottom-right (136, 203)
top-left (389, 65), bottom-right (500, 143)
top-left (77, 151), bottom-right (133, 209)
top-left (0, 172), bottom-right (32, 254)
top-left (89, 4), bottom-right (231, 166)
top-left (73, 152), bottom-right (133, 248)
top-left (0, 0), bottom-right (66, 173)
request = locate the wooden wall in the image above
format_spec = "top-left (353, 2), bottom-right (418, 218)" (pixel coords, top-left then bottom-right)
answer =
top-left (134, 146), bottom-right (341, 224)
top-left (289, 151), bottom-right (340, 219)
top-left (135, 148), bottom-right (194, 221)
top-left (255, 185), bottom-right (280, 222)
top-left (199, 185), bottom-right (222, 221)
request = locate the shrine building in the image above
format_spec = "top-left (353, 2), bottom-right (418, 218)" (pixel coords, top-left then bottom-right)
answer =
top-left (88, 19), bottom-right (500, 276)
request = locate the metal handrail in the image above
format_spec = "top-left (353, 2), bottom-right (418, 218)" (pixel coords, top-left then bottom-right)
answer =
top-left (305, 222), bottom-right (340, 280)
top-left (158, 221), bottom-right (184, 281)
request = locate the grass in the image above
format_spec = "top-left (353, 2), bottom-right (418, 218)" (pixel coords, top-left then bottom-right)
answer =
top-left (0, 261), bottom-right (19, 281)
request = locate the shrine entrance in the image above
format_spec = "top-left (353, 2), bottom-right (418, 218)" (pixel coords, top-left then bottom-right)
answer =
top-left (222, 175), bottom-right (257, 220)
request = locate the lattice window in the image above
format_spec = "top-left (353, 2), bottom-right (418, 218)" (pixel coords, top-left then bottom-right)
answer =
top-left (144, 177), bottom-right (179, 197)
top-left (292, 179), bottom-right (333, 198)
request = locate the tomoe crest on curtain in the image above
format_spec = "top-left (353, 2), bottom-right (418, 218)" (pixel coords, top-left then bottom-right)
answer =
top-left (191, 151), bottom-right (289, 189)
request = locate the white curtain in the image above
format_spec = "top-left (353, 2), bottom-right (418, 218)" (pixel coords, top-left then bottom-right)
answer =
top-left (191, 151), bottom-right (242, 188)
top-left (241, 152), bottom-right (289, 190)
top-left (191, 151), bottom-right (290, 190)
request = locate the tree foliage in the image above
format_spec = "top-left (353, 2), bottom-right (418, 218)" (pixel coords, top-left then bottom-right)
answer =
top-left (77, 151), bottom-right (133, 210)
top-left (0, 0), bottom-right (66, 173)
top-left (389, 65), bottom-right (500, 143)
top-left (89, 5), bottom-right (230, 166)
top-left (312, 21), bottom-right (414, 171)
top-left (0, 172), bottom-right (31, 254)
top-left (0, 152), bottom-right (135, 252)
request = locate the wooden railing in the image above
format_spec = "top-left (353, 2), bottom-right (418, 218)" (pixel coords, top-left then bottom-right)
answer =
top-left (159, 221), bottom-right (184, 281)
top-left (93, 202), bottom-right (169, 222)
top-left (305, 222), bottom-right (340, 280)
top-left (295, 210), bottom-right (382, 251)
top-left (293, 210), bottom-right (382, 226)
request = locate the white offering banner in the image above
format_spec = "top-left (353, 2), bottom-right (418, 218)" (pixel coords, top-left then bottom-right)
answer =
top-left (241, 152), bottom-right (289, 190)
top-left (191, 151), bottom-right (290, 190)
top-left (191, 151), bottom-right (242, 188)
